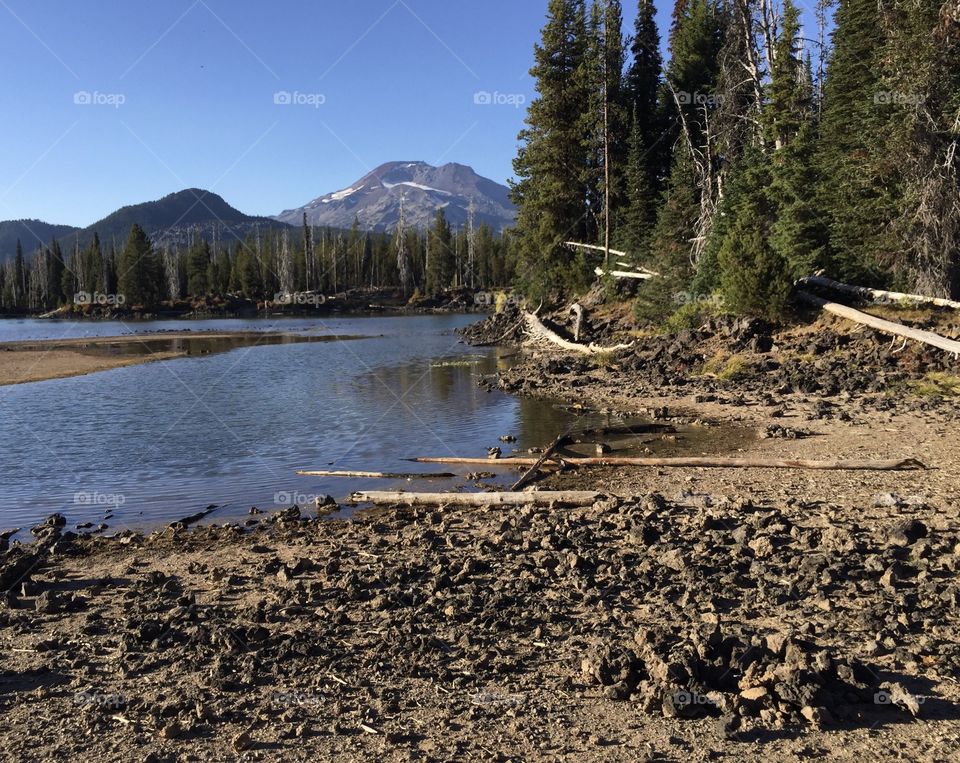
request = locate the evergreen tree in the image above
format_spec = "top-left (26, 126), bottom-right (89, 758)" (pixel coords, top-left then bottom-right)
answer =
top-left (187, 240), bottom-right (211, 296)
top-left (816, 0), bottom-right (894, 283)
top-left (717, 152), bottom-right (792, 319)
top-left (13, 240), bottom-right (26, 309)
top-left (621, 0), bottom-right (665, 254)
top-left (511, 0), bottom-right (592, 297)
top-left (648, 0), bottom-right (724, 282)
top-left (426, 209), bottom-right (454, 293)
top-left (117, 224), bottom-right (159, 307)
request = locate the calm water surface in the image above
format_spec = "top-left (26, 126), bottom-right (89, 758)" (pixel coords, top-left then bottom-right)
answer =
top-left (0, 315), bottom-right (640, 535)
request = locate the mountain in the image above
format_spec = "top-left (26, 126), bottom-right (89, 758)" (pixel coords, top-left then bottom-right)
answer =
top-left (0, 190), bottom-right (290, 261)
top-left (83, 189), bottom-right (290, 248)
top-left (0, 220), bottom-right (81, 261)
top-left (274, 161), bottom-right (516, 232)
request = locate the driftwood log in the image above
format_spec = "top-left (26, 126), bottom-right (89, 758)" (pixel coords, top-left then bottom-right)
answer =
top-left (594, 267), bottom-right (655, 281)
top-left (523, 311), bottom-right (634, 355)
top-left (297, 470), bottom-right (456, 479)
top-left (797, 291), bottom-right (960, 356)
top-left (415, 456), bottom-right (927, 471)
top-left (352, 491), bottom-right (602, 507)
top-left (799, 276), bottom-right (960, 311)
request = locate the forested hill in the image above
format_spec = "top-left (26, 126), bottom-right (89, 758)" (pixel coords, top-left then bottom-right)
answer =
top-left (81, 189), bottom-right (290, 249)
top-left (0, 190), bottom-right (290, 263)
top-left (0, 221), bottom-right (81, 262)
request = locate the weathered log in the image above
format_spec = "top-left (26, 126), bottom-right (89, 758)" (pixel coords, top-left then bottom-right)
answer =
top-left (799, 276), bottom-right (960, 311)
top-left (594, 267), bottom-right (655, 281)
top-left (352, 491), bottom-right (603, 507)
top-left (510, 432), bottom-right (572, 491)
top-left (797, 291), bottom-right (960, 356)
top-left (565, 242), bottom-right (660, 276)
top-left (296, 470), bottom-right (455, 479)
top-left (414, 456), bottom-right (927, 471)
top-left (523, 312), bottom-right (634, 355)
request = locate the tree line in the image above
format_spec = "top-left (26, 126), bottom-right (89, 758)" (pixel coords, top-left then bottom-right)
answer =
top-left (512, 0), bottom-right (960, 319)
top-left (0, 210), bottom-right (517, 312)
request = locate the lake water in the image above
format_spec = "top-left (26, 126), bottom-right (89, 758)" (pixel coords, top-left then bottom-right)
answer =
top-left (0, 314), bottom-right (655, 536)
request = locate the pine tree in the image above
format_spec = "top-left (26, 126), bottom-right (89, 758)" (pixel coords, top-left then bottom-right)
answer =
top-left (621, 0), bottom-right (665, 250)
top-left (511, 0), bottom-right (592, 297)
top-left (717, 152), bottom-right (792, 319)
top-left (426, 209), bottom-right (454, 294)
top-left (187, 240), bottom-right (211, 296)
top-left (648, 0), bottom-right (725, 283)
top-left (117, 224), bottom-right (159, 307)
top-left (13, 240), bottom-right (25, 309)
top-left (817, 0), bottom-right (893, 283)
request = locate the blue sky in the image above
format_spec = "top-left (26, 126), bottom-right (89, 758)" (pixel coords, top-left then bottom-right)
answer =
top-left (0, 1), bottom-right (825, 228)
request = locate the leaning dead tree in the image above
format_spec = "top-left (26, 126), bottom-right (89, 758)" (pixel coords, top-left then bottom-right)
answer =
top-left (523, 311), bottom-right (634, 355)
top-left (799, 276), bottom-right (960, 310)
top-left (797, 291), bottom-right (960, 356)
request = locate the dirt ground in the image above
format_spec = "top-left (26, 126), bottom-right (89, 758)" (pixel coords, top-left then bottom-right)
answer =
top-left (1, 315), bottom-right (959, 761)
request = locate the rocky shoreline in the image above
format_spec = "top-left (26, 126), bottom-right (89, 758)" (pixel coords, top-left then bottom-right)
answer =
top-left (2, 308), bottom-right (959, 761)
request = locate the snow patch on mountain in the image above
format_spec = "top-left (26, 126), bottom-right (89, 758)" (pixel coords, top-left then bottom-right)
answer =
top-left (274, 161), bottom-right (516, 232)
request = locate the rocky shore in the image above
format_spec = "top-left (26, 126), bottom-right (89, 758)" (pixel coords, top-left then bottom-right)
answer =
top-left (2, 307), bottom-right (959, 761)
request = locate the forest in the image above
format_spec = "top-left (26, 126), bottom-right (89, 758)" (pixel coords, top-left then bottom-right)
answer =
top-left (0, 210), bottom-right (517, 312)
top-left (511, 0), bottom-right (960, 320)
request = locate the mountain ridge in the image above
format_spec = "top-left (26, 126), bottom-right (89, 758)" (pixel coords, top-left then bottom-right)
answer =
top-left (274, 161), bottom-right (516, 232)
top-left (0, 161), bottom-right (515, 261)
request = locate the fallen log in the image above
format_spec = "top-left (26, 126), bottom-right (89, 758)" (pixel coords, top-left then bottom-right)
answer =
top-left (565, 242), bottom-right (660, 276)
top-left (296, 470), bottom-right (455, 479)
top-left (797, 291), bottom-right (960, 356)
top-left (414, 456), bottom-right (927, 471)
top-left (523, 311), bottom-right (634, 355)
top-left (594, 267), bottom-right (655, 281)
top-left (510, 432), bottom-right (572, 491)
top-left (799, 276), bottom-right (960, 311)
top-left (352, 491), bottom-right (602, 507)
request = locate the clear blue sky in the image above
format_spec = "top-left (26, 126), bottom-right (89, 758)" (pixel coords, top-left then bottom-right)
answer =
top-left (0, 1), bottom-right (824, 228)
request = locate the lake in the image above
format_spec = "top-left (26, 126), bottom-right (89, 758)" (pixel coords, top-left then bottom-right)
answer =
top-left (0, 314), bottom-right (643, 536)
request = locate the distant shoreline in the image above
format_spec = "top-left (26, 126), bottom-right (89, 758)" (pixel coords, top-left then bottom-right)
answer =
top-left (0, 330), bottom-right (368, 386)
